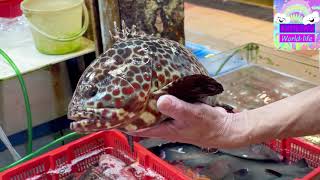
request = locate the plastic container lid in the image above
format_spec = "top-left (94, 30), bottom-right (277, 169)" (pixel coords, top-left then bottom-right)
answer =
top-left (0, 0), bottom-right (23, 18)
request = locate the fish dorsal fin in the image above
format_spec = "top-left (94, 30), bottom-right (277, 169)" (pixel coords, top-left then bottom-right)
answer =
top-left (155, 74), bottom-right (224, 103)
top-left (109, 20), bottom-right (148, 42)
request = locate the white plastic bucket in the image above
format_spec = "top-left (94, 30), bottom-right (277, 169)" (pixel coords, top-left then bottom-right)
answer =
top-left (21, 0), bottom-right (89, 55)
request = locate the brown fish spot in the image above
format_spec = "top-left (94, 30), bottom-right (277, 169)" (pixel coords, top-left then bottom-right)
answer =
top-left (152, 70), bottom-right (157, 78)
top-left (136, 75), bottom-right (143, 83)
top-left (112, 88), bottom-right (120, 96)
top-left (149, 46), bottom-right (157, 52)
top-left (122, 48), bottom-right (132, 59)
top-left (130, 66), bottom-right (140, 73)
top-left (143, 58), bottom-right (149, 63)
top-left (134, 40), bottom-right (143, 45)
top-left (102, 109), bottom-right (109, 116)
top-left (123, 87), bottom-right (134, 95)
top-left (173, 75), bottom-right (179, 81)
top-left (160, 59), bottom-right (168, 66)
top-left (154, 81), bottom-right (159, 88)
top-left (155, 63), bottom-right (162, 71)
top-left (111, 112), bottom-right (117, 119)
top-left (95, 69), bottom-right (102, 74)
top-left (164, 69), bottom-right (170, 76)
top-left (87, 102), bottom-right (94, 106)
top-left (120, 80), bottom-right (128, 86)
top-left (99, 58), bottom-right (106, 63)
top-left (158, 74), bottom-right (165, 84)
top-left (132, 83), bottom-right (141, 90)
top-left (97, 102), bottom-right (103, 108)
top-left (119, 43), bottom-right (126, 48)
top-left (107, 49), bottom-right (115, 56)
top-left (114, 98), bottom-right (122, 108)
top-left (112, 79), bottom-right (120, 85)
top-left (114, 55), bottom-right (124, 65)
top-left (104, 94), bottom-right (112, 101)
top-left (127, 71), bottom-right (134, 77)
top-left (97, 75), bottom-right (104, 81)
top-left (93, 63), bottom-right (99, 68)
top-left (134, 47), bottom-right (145, 56)
top-left (142, 84), bottom-right (150, 91)
top-left (140, 66), bottom-right (148, 73)
top-left (158, 49), bottom-right (165, 54)
top-left (144, 74), bottom-right (151, 81)
top-left (158, 40), bottom-right (165, 45)
top-left (107, 85), bottom-right (114, 92)
top-left (117, 49), bottom-right (124, 55)
top-left (164, 53), bottom-right (171, 59)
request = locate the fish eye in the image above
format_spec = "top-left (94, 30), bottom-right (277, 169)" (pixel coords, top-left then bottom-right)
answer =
top-left (82, 84), bottom-right (98, 98)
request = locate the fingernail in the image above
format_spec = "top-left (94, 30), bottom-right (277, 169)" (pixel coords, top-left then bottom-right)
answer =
top-left (157, 95), bottom-right (172, 111)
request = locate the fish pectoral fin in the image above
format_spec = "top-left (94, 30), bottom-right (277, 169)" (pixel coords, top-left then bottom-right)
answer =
top-left (265, 169), bottom-right (283, 177)
top-left (209, 100), bottom-right (235, 113)
top-left (156, 74), bottom-right (224, 103)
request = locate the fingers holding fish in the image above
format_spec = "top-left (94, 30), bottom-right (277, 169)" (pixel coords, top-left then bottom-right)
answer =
top-left (156, 95), bottom-right (227, 128)
top-left (157, 95), bottom-right (205, 126)
top-left (131, 95), bottom-right (248, 149)
top-left (128, 119), bottom-right (178, 139)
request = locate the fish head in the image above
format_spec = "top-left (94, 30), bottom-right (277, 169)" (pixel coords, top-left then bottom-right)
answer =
top-left (68, 39), bottom-right (153, 133)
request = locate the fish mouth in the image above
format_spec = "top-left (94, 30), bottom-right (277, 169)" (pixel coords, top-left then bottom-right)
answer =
top-left (68, 108), bottom-right (136, 134)
top-left (70, 119), bottom-right (127, 134)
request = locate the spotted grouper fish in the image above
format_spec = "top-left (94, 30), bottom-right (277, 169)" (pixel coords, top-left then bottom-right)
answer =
top-left (68, 21), bottom-right (232, 136)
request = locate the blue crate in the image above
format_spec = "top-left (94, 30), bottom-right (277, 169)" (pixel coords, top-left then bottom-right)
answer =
top-left (186, 41), bottom-right (248, 77)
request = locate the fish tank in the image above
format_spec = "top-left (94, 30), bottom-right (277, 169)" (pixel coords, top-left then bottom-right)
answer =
top-left (202, 43), bottom-right (320, 147)
top-left (201, 43), bottom-right (320, 111)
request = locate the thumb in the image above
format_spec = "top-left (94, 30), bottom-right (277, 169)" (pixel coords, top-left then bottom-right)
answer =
top-left (128, 120), bottom-right (176, 138)
top-left (157, 95), bottom-right (198, 121)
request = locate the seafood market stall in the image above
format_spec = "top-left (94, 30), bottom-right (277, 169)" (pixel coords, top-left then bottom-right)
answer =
top-left (1, 40), bottom-right (320, 179)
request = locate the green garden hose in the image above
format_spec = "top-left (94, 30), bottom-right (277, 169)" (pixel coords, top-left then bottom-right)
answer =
top-left (213, 49), bottom-right (242, 76)
top-left (0, 132), bottom-right (81, 172)
top-left (0, 48), bottom-right (33, 154)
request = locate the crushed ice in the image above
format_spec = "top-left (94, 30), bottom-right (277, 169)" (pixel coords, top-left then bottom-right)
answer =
top-left (26, 147), bottom-right (164, 180)
top-left (26, 148), bottom-right (111, 180)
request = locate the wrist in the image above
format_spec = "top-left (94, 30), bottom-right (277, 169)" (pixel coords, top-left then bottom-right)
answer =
top-left (219, 111), bottom-right (251, 148)
top-left (223, 110), bottom-right (274, 148)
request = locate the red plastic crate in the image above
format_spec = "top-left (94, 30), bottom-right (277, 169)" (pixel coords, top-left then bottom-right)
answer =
top-left (266, 138), bottom-right (320, 180)
top-left (0, 132), bottom-right (319, 180)
top-left (0, 130), bottom-right (189, 180)
top-left (0, 0), bottom-right (22, 18)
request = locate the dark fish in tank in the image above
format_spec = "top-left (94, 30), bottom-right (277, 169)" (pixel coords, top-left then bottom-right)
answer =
top-left (201, 155), bottom-right (311, 180)
top-left (149, 143), bottom-right (313, 180)
top-left (139, 138), bottom-right (171, 149)
top-left (142, 138), bottom-right (283, 162)
top-left (219, 144), bottom-right (283, 162)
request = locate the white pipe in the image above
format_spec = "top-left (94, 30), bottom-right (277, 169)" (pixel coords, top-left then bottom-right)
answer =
top-left (0, 125), bottom-right (21, 161)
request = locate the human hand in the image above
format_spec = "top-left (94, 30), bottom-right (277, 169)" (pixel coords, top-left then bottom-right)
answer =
top-left (130, 95), bottom-right (248, 149)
